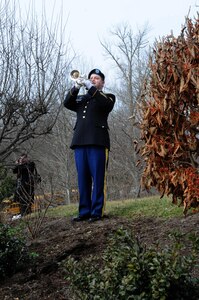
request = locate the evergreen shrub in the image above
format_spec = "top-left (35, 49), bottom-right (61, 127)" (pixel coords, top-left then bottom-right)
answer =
top-left (65, 228), bottom-right (199, 300)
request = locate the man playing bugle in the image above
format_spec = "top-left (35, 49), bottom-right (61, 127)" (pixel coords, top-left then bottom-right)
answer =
top-left (64, 68), bottom-right (115, 222)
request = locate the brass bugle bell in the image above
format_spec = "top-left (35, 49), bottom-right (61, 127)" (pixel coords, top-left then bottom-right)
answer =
top-left (70, 70), bottom-right (80, 80)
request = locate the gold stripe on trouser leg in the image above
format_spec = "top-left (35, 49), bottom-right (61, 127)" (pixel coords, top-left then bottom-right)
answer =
top-left (102, 148), bottom-right (109, 217)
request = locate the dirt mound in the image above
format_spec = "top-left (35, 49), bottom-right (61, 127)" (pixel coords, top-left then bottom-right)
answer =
top-left (0, 214), bottom-right (198, 300)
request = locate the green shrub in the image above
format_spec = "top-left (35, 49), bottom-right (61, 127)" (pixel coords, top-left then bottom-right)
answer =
top-left (0, 224), bottom-right (30, 280)
top-left (64, 228), bottom-right (199, 300)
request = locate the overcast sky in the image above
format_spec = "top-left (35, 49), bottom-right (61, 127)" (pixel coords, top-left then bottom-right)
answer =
top-left (15, 0), bottom-right (199, 79)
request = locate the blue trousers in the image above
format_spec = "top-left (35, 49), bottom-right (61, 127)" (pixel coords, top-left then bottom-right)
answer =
top-left (74, 146), bottom-right (109, 218)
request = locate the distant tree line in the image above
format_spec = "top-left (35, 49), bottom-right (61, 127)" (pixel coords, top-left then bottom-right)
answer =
top-left (0, 1), bottom-right (151, 204)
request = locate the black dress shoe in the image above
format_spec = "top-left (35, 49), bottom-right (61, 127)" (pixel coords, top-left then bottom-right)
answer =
top-left (88, 216), bottom-right (102, 223)
top-left (72, 215), bottom-right (90, 222)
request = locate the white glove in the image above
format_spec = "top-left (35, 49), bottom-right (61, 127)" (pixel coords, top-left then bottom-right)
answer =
top-left (74, 82), bottom-right (81, 89)
top-left (74, 78), bottom-right (84, 89)
top-left (82, 79), bottom-right (93, 90)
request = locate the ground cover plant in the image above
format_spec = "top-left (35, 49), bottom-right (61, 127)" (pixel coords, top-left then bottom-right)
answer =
top-left (0, 224), bottom-right (31, 280)
top-left (65, 228), bottom-right (199, 300)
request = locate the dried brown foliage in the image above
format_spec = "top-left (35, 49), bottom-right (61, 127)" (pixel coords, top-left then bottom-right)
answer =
top-left (139, 15), bottom-right (199, 215)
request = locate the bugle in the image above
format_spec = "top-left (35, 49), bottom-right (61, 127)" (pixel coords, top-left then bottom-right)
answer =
top-left (70, 70), bottom-right (86, 81)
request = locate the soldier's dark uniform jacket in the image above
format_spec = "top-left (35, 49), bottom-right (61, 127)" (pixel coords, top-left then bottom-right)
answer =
top-left (64, 85), bottom-right (115, 150)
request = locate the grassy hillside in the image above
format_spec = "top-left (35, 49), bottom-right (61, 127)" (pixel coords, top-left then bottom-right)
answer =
top-left (46, 195), bottom-right (187, 219)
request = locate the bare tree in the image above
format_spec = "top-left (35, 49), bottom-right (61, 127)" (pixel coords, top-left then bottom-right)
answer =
top-left (101, 23), bottom-right (150, 198)
top-left (29, 108), bottom-right (77, 204)
top-left (0, 1), bottom-right (74, 163)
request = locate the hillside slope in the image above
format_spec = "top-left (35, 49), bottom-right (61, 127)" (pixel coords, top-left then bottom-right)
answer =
top-left (0, 213), bottom-right (198, 299)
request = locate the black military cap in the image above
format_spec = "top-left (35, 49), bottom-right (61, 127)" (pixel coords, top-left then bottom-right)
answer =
top-left (88, 68), bottom-right (105, 81)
